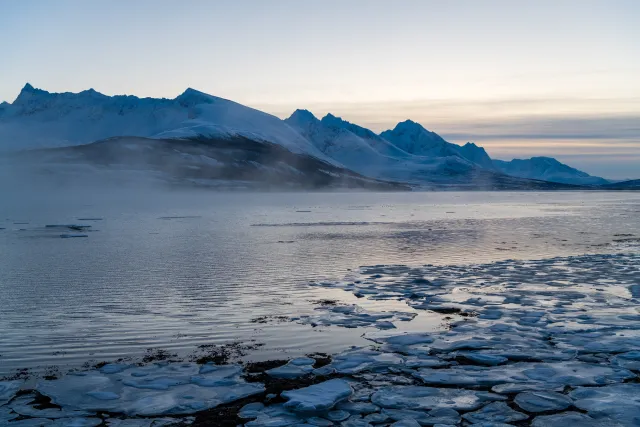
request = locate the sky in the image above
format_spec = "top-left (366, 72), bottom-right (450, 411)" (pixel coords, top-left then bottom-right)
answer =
top-left (1, 0), bottom-right (638, 179)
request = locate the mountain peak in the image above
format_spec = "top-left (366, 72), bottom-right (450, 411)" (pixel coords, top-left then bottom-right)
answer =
top-left (392, 119), bottom-right (429, 134)
top-left (287, 109), bottom-right (319, 123)
top-left (175, 87), bottom-right (216, 107)
top-left (13, 83), bottom-right (50, 104)
top-left (320, 113), bottom-right (348, 127)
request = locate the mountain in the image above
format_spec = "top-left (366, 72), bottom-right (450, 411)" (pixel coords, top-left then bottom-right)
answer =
top-left (285, 110), bottom-right (484, 185)
top-left (0, 83), bottom-right (333, 164)
top-left (0, 84), bottom-right (618, 190)
top-left (380, 120), bottom-right (494, 169)
top-left (6, 135), bottom-right (408, 191)
top-left (493, 157), bottom-right (609, 186)
top-left (599, 179), bottom-right (640, 190)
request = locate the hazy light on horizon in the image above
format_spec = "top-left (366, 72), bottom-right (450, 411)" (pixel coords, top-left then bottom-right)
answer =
top-left (1, 0), bottom-right (638, 179)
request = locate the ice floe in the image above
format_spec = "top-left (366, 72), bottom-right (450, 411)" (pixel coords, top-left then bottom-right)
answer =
top-left (513, 391), bottom-right (573, 412)
top-left (371, 386), bottom-right (501, 411)
top-left (281, 379), bottom-right (352, 413)
top-left (36, 362), bottom-right (264, 416)
top-left (0, 380), bottom-right (23, 406)
top-left (7, 252), bottom-right (640, 426)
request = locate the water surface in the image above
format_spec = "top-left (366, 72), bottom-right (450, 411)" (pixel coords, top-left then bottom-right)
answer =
top-left (1, 191), bottom-right (638, 376)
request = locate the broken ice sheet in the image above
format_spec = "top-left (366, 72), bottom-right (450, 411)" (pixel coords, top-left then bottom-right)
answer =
top-left (296, 303), bottom-right (416, 330)
top-left (36, 363), bottom-right (264, 416)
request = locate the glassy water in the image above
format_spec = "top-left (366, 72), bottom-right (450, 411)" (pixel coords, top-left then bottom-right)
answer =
top-left (1, 191), bottom-right (639, 376)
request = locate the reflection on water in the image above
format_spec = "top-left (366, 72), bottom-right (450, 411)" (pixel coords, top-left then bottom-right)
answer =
top-left (0, 191), bottom-right (638, 375)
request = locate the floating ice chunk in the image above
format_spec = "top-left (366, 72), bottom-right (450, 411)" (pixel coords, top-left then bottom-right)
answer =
top-left (50, 418), bottom-right (103, 427)
top-left (11, 394), bottom-right (95, 418)
top-left (245, 414), bottom-right (300, 427)
top-left (427, 408), bottom-right (461, 425)
top-left (514, 391), bottom-right (573, 412)
top-left (0, 406), bottom-right (19, 423)
top-left (462, 402), bottom-right (528, 424)
top-left (326, 409), bottom-right (350, 421)
top-left (371, 386), bottom-right (500, 411)
top-left (340, 415), bottom-right (372, 427)
top-left (239, 402), bottom-right (266, 419)
top-left (380, 408), bottom-right (431, 424)
top-left (569, 383), bottom-right (640, 424)
top-left (491, 383), bottom-right (564, 394)
top-left (298, 304), bottom-right (416, 330)
top-left (404, 355), bottom-right (448, 369)
top-left (531, 411), bottom-right (620, 427)
top-left (282, 379), bottom-right (352, 413)
top-left (315, 350), bottom-right (404, 375)
top-left (37, 363), bottom-right (264, 416)
top-left (363, 412), bottom-right (390, 423)
top-left (457, 352), bottom-right (508, 366)
top-left (87, 391), bottom-right (119, 400)
top-left (611, 351), bottom-right (640, 370)
top-left (105, 420), bottom-right (154, 427)
top-left (305, 417), bottom-right (333, 426)
top-left (335, 401), bottom-right (379, 414)
top-left (6, 419), bottom-right (53, 426)
top-left (391, 419), bottom-right (421, 427)
top-left (0, 380), bottom-right (23, 405)
top-left (267, 358), bottom-right (315, 379)
top-left (414, 362), bottom-right (634, 387)
top-left (367, 333), bottom-right (434, 348)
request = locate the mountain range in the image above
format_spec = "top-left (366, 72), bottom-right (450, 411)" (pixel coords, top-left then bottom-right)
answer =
top-left (0, 83), bottom-right (624, 190)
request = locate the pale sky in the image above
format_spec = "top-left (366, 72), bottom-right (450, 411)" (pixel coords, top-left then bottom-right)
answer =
top-left (1, 0), bottom-right (638, 179)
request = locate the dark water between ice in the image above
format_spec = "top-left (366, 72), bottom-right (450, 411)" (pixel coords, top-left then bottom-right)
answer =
top-left (1, 191), bottom-right (639, 376)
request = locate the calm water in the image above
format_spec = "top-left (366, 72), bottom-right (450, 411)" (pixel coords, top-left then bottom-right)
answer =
top-left (1, 191), bottom-right (639, 376)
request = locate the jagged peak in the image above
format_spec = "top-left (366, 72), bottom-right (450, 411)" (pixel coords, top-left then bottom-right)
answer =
top-left (390, 119), bottom-right (430, 133)
top-left (13, 83), bottom-right (50, 104)
top-left (463, 141), bottom-right (479, 148)
top-left (286, 109), bottom-right (319, 123)
top-left (321, 113), bottom-right (347, 126)
top-left (174, 87), bottom-right (217, 107)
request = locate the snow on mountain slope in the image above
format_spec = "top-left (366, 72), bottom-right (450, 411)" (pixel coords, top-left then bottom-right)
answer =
top-left (456, 142), bottom-right (494, 169)
top-left (0, 84), bottom-right (334, 164)
top-left (380, 120), bottom-right (494, 168)
top-left (285, 110), bottom-right (481, 184)
top-left (380, 120), bottom-right (460, 157)
top-left (493, 157), bottom-right (609, 186)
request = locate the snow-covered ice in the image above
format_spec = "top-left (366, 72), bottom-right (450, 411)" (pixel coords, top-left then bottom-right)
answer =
top-left (36, 363), bottom-right (263, 416)
top-left (281, 379), bottom-right (352, 413)
top-left (5, 251), bottom-right (640, 426)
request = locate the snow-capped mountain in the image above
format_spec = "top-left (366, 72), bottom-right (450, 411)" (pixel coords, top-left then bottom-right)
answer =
top-left (285, 110), bottom-right (481, 185)
top-left (493, 157), bottom-right (609, 186)
top-left (380, 120), bottom-right (494, 169)
top-left (0, 83), bottom-right (333, 163)
top-left (0, 83), bottom-right (615, 189)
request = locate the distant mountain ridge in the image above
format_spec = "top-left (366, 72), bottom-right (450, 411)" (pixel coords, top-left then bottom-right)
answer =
top-left (0, 83), bottom-right (616, 187)
top-left (493, 157), bottom-right (609, 186)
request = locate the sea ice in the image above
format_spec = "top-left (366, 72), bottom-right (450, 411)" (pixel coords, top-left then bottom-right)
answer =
top-left (413, 361), bottom-right (634, 387)
top-left (461, 402), bottom-right (528, 424)
top-left (0, 380), bottom-right (23, 405)
top-left (513, 391), bottom-right (573, 412)
top-left (281, 379), bottom-right (352, 413)
top-left (266, 358), bottom-right (316, 379)
top-left (36, 363), bottom-right (264, 416)
top-left (569, 383), bottom-right (640, 424)
top-left (371, 386), bottom-right (501, 411)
